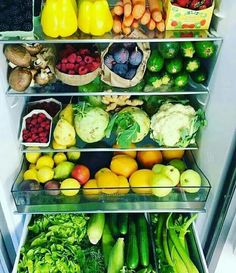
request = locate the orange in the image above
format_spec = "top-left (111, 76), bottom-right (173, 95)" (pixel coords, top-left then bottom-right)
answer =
top-left (113, 143), bottom-right (137, 158)
top-left (162, 150), bottom-right (185, 161)
top-left (83, 179), bottom-right (100, 196)
top-left (96, 170), bottom-right (119, 194)
top-left (110, 155), bottom-right (138, 178)
top-left (129, 169), bottom-right (154, 194)
top-left (137, 150), bottom-right (163, 168)
top-left (117, 176), bottom-right (130, 194)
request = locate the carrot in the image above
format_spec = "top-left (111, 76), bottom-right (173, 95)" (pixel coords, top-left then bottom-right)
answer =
top-left (123, 14), bottom-right (134, 27)
top-left (140, 8), bottom-right (151, 25)
top-left (147, 18), bottom-right (156, 30)
top-left (131, 19), bottom-right (139, 29)
top-left (156, 19), bottom-right (165, 32)
top-left (113, 15), bottom-right (122, 34)
top-left (114, 1), bottom-right (124, 16)
top-left (148, 0), bottom-right (162, 22)
top-left (123, 0), bottom-right (132, 17)
top-left (132, 0), bottom-right (146, 20)
top-left (122, 23), bottom-right (132, 35)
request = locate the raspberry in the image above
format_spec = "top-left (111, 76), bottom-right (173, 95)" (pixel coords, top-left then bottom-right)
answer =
top-left (78, 66), bottom-right (88, 75)
top-left (84, 56), bottom-right (94, 64)
top-left (66, 63), bottom-right (75, 70)
top-left (76, 55), bottom-right (82, 63)
top-left (79, 49), bottom-right (90, 55)
top-left (61, 58), bottom-right (68, 64)
top-left (67, 53), bottom-right (77, 64)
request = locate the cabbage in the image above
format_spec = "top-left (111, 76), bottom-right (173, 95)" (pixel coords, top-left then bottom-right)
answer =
top-left (74, 104), bottom-right (109, 143)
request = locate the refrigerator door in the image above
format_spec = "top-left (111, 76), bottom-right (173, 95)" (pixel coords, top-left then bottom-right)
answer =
top-left (194, 0), bottom-right (236, 247)
top-left (0, 230), bottom-right (11, 273)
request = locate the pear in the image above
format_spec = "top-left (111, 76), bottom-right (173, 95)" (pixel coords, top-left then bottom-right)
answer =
top-left (54, 161), bottom-right (75, 180)
top-left (162, 165), bottom-right (180, 186)
top-left (180, 169), bottom-right (201, 193)
top-left (150, 173), bottom-right (173, 197)
top-left (53, 118), bottom-right (76, 146)
top-left (59, 104), bottom-right (74, 125)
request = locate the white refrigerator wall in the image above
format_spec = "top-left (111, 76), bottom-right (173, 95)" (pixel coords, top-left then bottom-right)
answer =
top-left (195, 0), bottom-right (236, 248)
top-left (0, 44), bottom-right (25, 253)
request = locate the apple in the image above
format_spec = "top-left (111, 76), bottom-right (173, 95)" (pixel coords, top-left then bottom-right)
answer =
top-left (180, 169), bottom-right (201, 193)
top-left (163, 165), bottom-right (180, 186)
top-left (152, 164), bottom-right (166, 174)
top-left (71, 164), bottom-right (90, 185)
top-left (168, 159), bottom-right (187, 173)
top-left (150, 173), bottom-right (173, 197)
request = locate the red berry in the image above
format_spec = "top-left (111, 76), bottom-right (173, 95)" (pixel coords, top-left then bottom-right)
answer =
top-left (78, 66), bottom-right (88, 75)
top-left (41, 122), bottom-right (47, 127)
top-left (27, 138), bottom-right (33, 142)
top-left (76, 55), bottom-right (82, 63)
top-left (32, 114), bottom-right (37, 119)
top-left (39, 113), bottom-right (46, 119)
top-left (84, 56), bottom-right (94, 64)
top-left (68, 70), bottom-right (75, 75)
top-left (37, 117), bottom-right (43, 123)
top-left (38, 127), bottom-right (43, 133)
top-left (92, 61), bottom-right (100, 69)
top-left (79, 61), bottom-right (86, 66)
top-left (31, 128), bottom-right (37, 134)
top-left (61, 63), bottom-right (67, 73)
top-left (66, 63), bottom-right (75, 70)
top-left (79, 49), bottom-right (90, 55)
top-left (26, 117), bottom-right (31, 124)
top-left (95, 56), bottom-right (100, 63)
top-left (61, 58), bottom-right (68, 64)
top-left (68, 53), bottom-right (77, 64)
top-left (31, 119), bottom-right (37, 125)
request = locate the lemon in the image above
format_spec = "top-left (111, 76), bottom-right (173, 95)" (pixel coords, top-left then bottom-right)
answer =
top-left (23, 169), bottom-right (38, 181)
top-left (95, 168), bottom-right (112, 180)
top-left (60, 178), bottom-right (81, 196)
top-left (129, 169), bottom-right (154, 194)
top-left (117, 176), bottom-right (130, 194)
top-left (52, 139), bottom-right (67, 150)
top-left (83, 179), bottom-right (100, 196)
top-left (29, 164), bottom-right (37, 170)
top-left (54, 153), bottom-right (67, 165)
top-left (37, 167), bottom-right (54, 183)
top-left (96, 171), bottom-right (119, 194)
top-left (36, 155), bottom-right (54, 169)
top-left (25, 147), bottom-right (41, 164)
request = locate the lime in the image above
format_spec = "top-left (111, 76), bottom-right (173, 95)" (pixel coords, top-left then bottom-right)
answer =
top-left (25, 147), bottom-right (41, 164)
top-left (36, 155), bottom-right (54, 169)
top-left (168, 159), bottom-right (187, 173)
top-left (54, 153), bottom-right (67, 165)
top-left (23, 169), bottom-right (38, 181)
top-left (60, 178), bottom-right (81, 196)
top-left (37, 167), bottom-right (54, 183)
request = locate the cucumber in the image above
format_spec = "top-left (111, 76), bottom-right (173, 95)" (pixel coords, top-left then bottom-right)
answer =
top-left (118, 213), bottom-right (128, 235)
top-left (109, 214), bottom-right (120, 237)
top-left (136, 214), bottom-right (150, 267)
top-left (126, 218), bottom-right (139, 269)
top-left (108, 238), bottom-right (125, 273)
top-left (102, 223), bottom-right (115, 267)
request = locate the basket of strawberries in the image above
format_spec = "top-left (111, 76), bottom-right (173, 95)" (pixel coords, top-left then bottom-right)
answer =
top-left (55, 44), bottom-right (101, 86)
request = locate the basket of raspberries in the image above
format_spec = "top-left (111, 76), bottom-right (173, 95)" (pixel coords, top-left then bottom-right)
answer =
top-left (55, 44), bottom-right (101, 86)
top-left (101, 43), bottom-right (150, 88)
top-left (20, 110), bottom-right (52, 147)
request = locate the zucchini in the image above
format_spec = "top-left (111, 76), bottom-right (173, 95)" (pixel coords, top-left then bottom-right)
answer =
top-left (102, 223), bottom-right (115, 267)
top-left (136, 214), bottom-right (150, 267)
top-left (118, 213), bottom-right (128, 235)
top-left (108, 238), bottom-right (125, 273)
top-left (87, 213), bottom-right (105, 245)
top-left (109, 214), bottom-right (120, 237)
top-left (126, 218), bottom-right (139, 269)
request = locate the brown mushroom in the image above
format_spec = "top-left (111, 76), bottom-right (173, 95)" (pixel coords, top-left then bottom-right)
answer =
top-left (34, 70), bottom-right (51, 85)
top-left (4, 45), bottom-right (31, 67)
top-left (9, 67), bottom-right (32, 92)
top-left (22, 43), bottom-right (43, 56)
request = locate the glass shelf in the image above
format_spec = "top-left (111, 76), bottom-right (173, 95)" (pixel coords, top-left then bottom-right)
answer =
top-left (12, 151), bottom-right (211, 213)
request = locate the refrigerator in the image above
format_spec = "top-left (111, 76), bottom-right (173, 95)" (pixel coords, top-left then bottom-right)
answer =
top-left (0, 0), bottom-right (236, 272)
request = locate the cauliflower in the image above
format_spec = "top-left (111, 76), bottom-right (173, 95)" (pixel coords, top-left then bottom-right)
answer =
top-left (150, 103), bottom-right (206, 147)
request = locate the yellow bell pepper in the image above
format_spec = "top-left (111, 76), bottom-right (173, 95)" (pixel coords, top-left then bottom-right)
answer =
top-left (78, 0), bottom-right (113, 36)
top-left (41, 0), bottom-right (78, 38)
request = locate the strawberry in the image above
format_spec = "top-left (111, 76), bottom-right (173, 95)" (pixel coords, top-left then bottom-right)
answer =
top-left (66, 63), bottom-right (75, 70)
top-left (78, 66), bottom-right (88, 75)
top-left (176, 0), bottom-right (191, 8)
top-left (84, 56), bottom-right (94, 64)
top-left (189, 0), bottom-right (205, 10)
top-left (76, 55), bottom-right (82, 63)
top-left (67, 53), bottom-right (77, 64)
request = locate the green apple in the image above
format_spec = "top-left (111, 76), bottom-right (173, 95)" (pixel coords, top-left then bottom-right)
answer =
top-left (168, 159), bottom-right (187, 173)
top-left (163, 165), bottom-right (180, 186)
top-left (152, 164), bottom-right (166, 174)
top-left (150, 173), bottom-right (173, 197)
top-left (180, 169), bottom-right (201, 193)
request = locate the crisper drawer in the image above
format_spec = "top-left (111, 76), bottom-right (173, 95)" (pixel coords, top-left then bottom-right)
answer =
top-left (13, 213), bottom-right (208, 273)
top-left (11, 151), bottom-right (211, 213)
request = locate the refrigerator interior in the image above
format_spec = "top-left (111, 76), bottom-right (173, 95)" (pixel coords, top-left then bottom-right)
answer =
top-left (0, 0), bottom-right (236, 272)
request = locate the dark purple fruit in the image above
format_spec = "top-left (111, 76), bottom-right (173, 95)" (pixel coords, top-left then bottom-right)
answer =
top-left (125, 69), bottom-right (136, 80)
top-left (18, 180), bottom-right (42, 191)
top-left (44, 180), bottom-right (60, 196)
top-left (104, 54), bottom-right (115, 69)
top-left (113, 63), bottom-right (128, 77)
top-left (129, 50), bottom-right (143, 66)
top-left (114, 48), bottom-right (129, 64)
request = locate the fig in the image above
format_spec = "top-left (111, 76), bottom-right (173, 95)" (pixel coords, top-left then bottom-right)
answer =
top-left (44, 180), bottom-right (60, 195)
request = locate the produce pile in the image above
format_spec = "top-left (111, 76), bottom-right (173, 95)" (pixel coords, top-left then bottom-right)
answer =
top-left (19, 145), bottom-right (203, 198)
top-left (17, 213), bottom-right (156, 273)
top-left (171, 0), bottom-right (213, 10)
top-left (151, 213), bottom-right (200, 273)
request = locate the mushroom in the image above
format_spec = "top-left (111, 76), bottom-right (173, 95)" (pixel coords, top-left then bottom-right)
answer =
top-left (4, 45), bottom-right (31, 67)
top-left (34, 67), bottom-right (54, 85)
top-left (33, 53), bottom-right (48, 69)
top-left (9, 67), bottom-right (32, 92)
top-left (22, 43), bottom-right (43, 56)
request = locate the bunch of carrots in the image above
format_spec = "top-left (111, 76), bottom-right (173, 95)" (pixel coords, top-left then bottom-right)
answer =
top-left (112, 0), bottom-right (165, 35)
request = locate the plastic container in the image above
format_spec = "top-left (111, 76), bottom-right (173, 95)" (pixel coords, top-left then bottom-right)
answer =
top-left (20, 109), bottom-right (52, 147)
top-left (164, 0), bottom-right (215, 31)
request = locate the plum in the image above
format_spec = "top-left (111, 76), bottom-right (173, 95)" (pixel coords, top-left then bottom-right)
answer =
top-left (113, 63), bottom-right (128, 77)
top-left (125, 68), bottom-right (136, 80)
top-left (18, 180), bottom-right (42, 191)
top-left (129, 49), bottom-right (143, 66)
top-left (114, 48), bottom-right (129, 64)
top-left (104, 54), bottom-right (115, 69)
top-left (44, 180), bottom-right (60, 195)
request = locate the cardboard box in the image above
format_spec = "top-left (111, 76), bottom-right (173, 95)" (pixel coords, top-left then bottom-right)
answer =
top-left (164, 0), bottom-right (215, 31)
